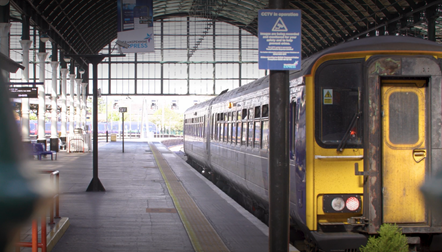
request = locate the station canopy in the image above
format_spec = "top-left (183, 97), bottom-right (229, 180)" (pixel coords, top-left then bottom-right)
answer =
top-left (9, 0), bottom-right (442, 61)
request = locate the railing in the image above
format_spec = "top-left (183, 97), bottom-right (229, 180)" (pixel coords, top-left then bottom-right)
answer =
top-left (68, 138), bottom-right (84, 153)
top-left (16, 170), bottom-right (60, 252)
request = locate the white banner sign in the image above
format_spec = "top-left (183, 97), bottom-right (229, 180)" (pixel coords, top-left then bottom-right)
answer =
top-left (117, 0), bottom-right (154, 53)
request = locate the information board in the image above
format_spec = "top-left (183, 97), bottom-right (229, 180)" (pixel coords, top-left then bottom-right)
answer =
top-left (258, 9), bottom-right (302, 70)
top-left (8, 87), bottom-right (38, 98)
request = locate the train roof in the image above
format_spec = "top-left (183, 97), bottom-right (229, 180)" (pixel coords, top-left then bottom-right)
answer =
top-left (293, 35), bottom-right (442, 77)
top-left (185, 36), bottom-right (442, 115)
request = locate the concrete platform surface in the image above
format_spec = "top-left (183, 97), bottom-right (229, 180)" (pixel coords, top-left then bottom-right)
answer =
top-left (24, 140), bottom-right (286, 252)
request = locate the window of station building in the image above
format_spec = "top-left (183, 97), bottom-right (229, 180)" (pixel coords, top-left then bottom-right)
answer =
top-left (230, 122), bottom-right (235, 144)
top-left (262, 120), bottom-right (270, 150)
top-left (249, 108), bottom-right (254, 120)
top-left (237, 110), bottom-right (242, 121)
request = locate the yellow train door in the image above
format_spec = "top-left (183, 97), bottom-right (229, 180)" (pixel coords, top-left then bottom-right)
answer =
top-left (381, 80), bottom-right (427, 224)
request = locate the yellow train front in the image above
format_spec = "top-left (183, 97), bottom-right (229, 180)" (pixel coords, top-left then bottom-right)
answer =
top-left (297, 35), bottom-right (442, 250)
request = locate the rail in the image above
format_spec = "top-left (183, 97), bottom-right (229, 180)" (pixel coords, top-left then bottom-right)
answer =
top-left (16, 170), bottom-right (60, 252)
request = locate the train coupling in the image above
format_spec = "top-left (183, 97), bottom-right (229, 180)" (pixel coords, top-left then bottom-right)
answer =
top-left (347, 216), bottom-right (367, 226)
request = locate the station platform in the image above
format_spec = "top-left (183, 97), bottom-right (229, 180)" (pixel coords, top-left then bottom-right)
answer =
top-left (25, 140), bottom-right (298, 252)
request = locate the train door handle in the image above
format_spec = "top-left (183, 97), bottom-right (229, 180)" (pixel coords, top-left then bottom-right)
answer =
top-left (413, 149), bottom-right (426, 163)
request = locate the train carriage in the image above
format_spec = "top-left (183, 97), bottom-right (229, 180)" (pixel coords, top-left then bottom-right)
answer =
top-left (184, 36), bottom-right (442, 251)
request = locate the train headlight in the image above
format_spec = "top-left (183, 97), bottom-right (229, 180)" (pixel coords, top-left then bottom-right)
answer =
top-left (346, 196), bottom-right (360, 211)
top-left (323, 194), bottom-right (362, 213)
top-left (331, 197), bottom-right (345, 211)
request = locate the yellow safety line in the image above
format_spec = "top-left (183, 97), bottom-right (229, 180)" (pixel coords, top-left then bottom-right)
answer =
top-left (150, 143), bottom-right (203, 252)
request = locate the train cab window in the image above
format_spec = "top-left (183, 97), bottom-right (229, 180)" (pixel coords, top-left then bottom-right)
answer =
top-left (315, 59), bottom-right (363, 149)
top-left (262, 104), bottom-right (269, 118)
top-left (262, 120), bottom-right (269, 150)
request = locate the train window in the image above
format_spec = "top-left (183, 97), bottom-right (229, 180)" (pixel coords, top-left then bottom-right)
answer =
top-left (389, 92), bottom-right (418, 144)
top-left (249, 109), bottom-right (254, 120)
top-left (248, 122), bottom-right (253, 147)
top-left (255, 106), bottom-right (261, 118)
top-left (230, 123), bottom-right (234, 143)
top-left (241, 122), bottom-right (247, 145)
top-left (214, 115), bottom-right (218, 140)
top-left (224, 122), bottom-right (228, 142)
top-left (262, 120), bottom-right (269, 150)
top-left (254, 121), bottom-right (261, 148)
top-left (203, 116), bottom-right (205, 138)
top-left (237, 122), bottom-right (241, 144)
top-left (262, 104), bottom-right (269, 117)
top-left (242, 109), bottom-right (248, 120)
top-left (290, 101), bottom-right (297, 158)
top-left (211, 115), bottom-right (215, 140)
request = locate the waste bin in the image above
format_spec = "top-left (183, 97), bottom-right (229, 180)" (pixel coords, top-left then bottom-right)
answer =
top-left (111, 134), bottom-right (117, 142)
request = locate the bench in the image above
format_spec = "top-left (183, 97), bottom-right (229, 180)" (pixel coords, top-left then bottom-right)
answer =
top-left (32, 143), bottom-right (56, 160)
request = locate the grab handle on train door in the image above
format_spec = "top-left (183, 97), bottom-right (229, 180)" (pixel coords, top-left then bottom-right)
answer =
top-left (354, 163), bottom-right (367, 176)
top-left (413, 149), bottom-right (426, 163)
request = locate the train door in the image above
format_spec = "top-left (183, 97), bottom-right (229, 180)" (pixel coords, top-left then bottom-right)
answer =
top-left (381, 79), bottom-right (427, 224)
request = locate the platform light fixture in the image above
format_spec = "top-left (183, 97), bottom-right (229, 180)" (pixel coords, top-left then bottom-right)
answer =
top-left (79, 68), bottom-right (85, 75)
top-left (40, 33), bottom-right (50, 43)
top-left (115, 40), bottom-right (130, 49)
top-left (63, 56), bottom-right (71, 62)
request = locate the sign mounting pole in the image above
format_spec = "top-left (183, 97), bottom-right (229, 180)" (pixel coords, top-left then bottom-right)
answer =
top-left (258, 1), bottom-right (301, 251)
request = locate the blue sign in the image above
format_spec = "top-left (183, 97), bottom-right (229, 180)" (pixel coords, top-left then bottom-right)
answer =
top-left (258, 9), bottom-right (302, 70)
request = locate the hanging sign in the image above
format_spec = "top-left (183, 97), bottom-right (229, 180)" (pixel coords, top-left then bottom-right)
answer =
top-left (258, 9), bottom-right (302, 70)
top-left (117, 0), bottom-right (154, 53)
top-left (9, 87), bottom-right (38, 98)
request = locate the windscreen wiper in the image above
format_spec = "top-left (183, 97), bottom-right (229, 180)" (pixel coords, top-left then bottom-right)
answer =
top-left (337, 112), bottom-right (362, 152)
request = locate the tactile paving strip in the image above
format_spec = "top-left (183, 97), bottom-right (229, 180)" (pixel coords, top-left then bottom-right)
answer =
top-left (150, 143), bottom-right (230, 252)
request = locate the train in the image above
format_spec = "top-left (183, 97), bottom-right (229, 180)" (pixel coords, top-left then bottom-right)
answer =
top-left (183, 35), bottom-right (442, 251)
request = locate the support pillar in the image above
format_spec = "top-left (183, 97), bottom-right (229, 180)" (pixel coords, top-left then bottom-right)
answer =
top-left (75, 78), bottom-right (82, 129)
top-left (50, 42), bottom-right (59, 151)
top-left (69, 62), bottom-right (75, 136)
top-left (37, 50), bottom-right (48, 148)
top-left (60, 68), bottom-right (68, 146)
top-left (20, 39), bottom-right (32, 143)
top-left (426, 7), bottom-right (437, 42)
top-left (81, 83), bottom-right (88, 131)
top-left (0, 3), bottom-right (10, 80)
